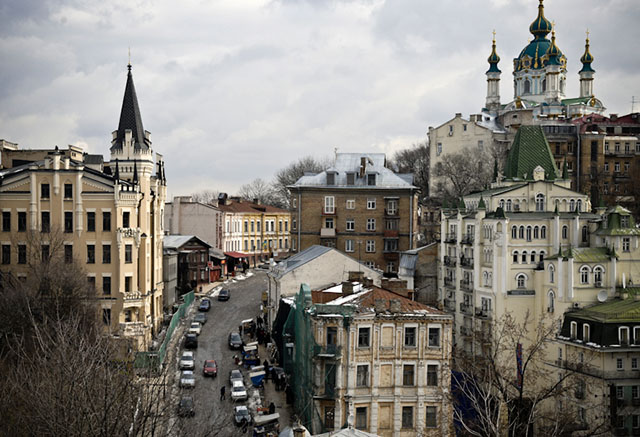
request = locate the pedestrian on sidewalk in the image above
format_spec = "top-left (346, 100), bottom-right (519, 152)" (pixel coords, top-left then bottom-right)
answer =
top-left (220, 386), bottom-right (226, 400)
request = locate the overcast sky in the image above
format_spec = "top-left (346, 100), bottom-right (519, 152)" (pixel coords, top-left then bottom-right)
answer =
top-left (1, 0), bottom-right (638, 198)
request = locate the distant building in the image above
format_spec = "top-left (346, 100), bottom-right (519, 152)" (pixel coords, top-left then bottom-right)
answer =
top-left (289, 153), bottom-right (419, 274)
top-left (283, 282), bottom-right (453, 436)
top-left (162, 235), bottom-right (211, 295)
top-left (162, 247), bottom-right (178, 308)
top-left (165, 195), bottom-right (223, 249)
top-left (398, 242), bottom-right (438, 306)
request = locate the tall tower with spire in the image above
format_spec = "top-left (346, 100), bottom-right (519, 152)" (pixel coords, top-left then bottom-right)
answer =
top-left (579, 31), bottom-right (595, 98)
top-left (485, 32), bottom-right (501, 114)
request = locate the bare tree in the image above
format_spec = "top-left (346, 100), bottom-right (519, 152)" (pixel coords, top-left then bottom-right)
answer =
top-left (451, 311), bottom-right (608, 437)
top-left (237, 178), bottom-right (279, 207)
top-left (272, 155), bottom-right (330, 208)
top-left (433, 147), bottom-right (493, 201)
top-left (191, 189), bottom-right (220, 205)
top-left (388, 140), bottom-right (429, 196)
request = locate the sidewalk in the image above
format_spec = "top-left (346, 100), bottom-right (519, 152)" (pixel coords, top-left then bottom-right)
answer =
top-left (258, 342), bottom-right (293, 428)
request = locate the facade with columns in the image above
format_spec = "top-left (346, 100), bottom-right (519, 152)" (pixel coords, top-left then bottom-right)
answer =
top-left (0, 65), bottom-right (167, 351)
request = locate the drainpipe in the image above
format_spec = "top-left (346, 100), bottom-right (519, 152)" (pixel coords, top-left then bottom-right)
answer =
top-left (409, 189), bottom-right (415, 249)
top-left (150, 188), bottom-right (156, 337)
top-left (297, 189), bottom-right (301, 252)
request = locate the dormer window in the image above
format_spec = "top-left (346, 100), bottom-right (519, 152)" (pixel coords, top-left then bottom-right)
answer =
top-left (621, 215), bottom-right (630, 228)
top-left (326, 173), bottom-right (336, 186)
top-left (367, 174), bottom-right (376, 186)
top-left (346, 173), bottom-right (355, 186)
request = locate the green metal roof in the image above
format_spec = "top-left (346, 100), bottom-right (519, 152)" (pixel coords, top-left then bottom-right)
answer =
top-left (570, 296), bottom-right (640, 323)
top-left (595, 205), bottom-right (640, 236)
top-left (546, 246), bottom-right (612, 262)
top-left (504, 126), bottom-right (559, 181)
top-left (561, 97), bottom-right (592, 105)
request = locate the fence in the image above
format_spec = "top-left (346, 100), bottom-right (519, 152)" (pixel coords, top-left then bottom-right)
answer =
top-left (134, 291), bottom-right (195, 370)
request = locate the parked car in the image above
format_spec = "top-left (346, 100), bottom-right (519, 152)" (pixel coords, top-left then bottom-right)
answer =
top-left (177, 396), bottom-right (195, 417)
top-left (203, 360), bottom-right (218, 377)
top-left (185, 333), bottom-right (198, 349)
top-left (198, 298), bottom-right (211, 312)
top-left (194, 313), bottom-right (207, 325)
top-left (228, 332), bottom-right (243, 350)
top-left (234, 405), bottom-right (252, 426)
top-left (180, 370), bottom-right (195, 388)
top-left (179, 351), bottom-right (195, 370)
top-left (229, 369), bottom-right (243, 385)
top-left (231, 380), bottom-right (248, 401)
top-left (188, 322), bottom-right (202, 336)
top-left (217, 289), bottom-right (230, 301)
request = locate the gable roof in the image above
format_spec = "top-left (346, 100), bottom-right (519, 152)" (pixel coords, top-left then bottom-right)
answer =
top-left (504, 125), bottom-right (559, 181)
top-left (269, 245), bottom-right (333, 279)
top-left (163, 235), bottom-right (211, 250)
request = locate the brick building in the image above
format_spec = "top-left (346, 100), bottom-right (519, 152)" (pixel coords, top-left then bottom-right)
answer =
top-left (289, 153), bottom-right (419, 274)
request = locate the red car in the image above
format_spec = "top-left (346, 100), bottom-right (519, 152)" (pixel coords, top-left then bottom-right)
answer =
top-left (203, 360), bottom-right (218, 377)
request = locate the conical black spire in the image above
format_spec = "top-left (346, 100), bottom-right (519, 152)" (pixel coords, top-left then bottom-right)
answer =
top-left (112, 64), bottom-right (149, 151)
top-left (133, 159), bottom-right (138, 184)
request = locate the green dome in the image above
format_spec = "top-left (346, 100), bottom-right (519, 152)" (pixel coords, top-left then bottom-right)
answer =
top-left (579, 36), bottom-right (595, 73)
top-left (514, 39), bottom-right (551, 71)
top-left (545, 30), bottom-right (563, 65)
top-left (487, 37), bottom-right (501, 73)
top-left (529, 0), bottom-right (552, 39)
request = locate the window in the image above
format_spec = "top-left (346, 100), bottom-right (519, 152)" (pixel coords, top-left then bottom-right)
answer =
top-left (326, 327), bottom-right (337, 345)
top-left (102, 244), bottom-right (111, 264)
top-left (524, 79), bottom-right (531, 94)
top-left (384, 239), bottom-right (398, 252)
top-left (632, 358), bottom-right (638, 370)
top-left (346, 199), bottom-right (355, 209)
top-left (401, 406), bottom-right (413, 429)
top-left (620, 327), bottom-right (630, 345)
top-left (570, 321), bottom-right (578, 340)
top-left (402, 364), bottom-right (415, 386)
top-left (367, 174), bottom-right (376, 186)
top-left (102, 309), bottom-right (111, 326)
top-left (257, 221), bottom-right (261, 232)
top-left (365, 240), bottom-right (375, 253)
top-left (366, 218), bottom-right (375, 231)
top-left (536, 194), bottom-right (545, 211)
top-left (87, 276), bottom-right (96, 290)
top-left (506, 199), bottom-right (512, 211)
top-left (64, 211), bottom-right (73, 233)
top-left (346, 173), bottom-right (355, 185)
top-left (358, 327), bottom-right (370, 348)
top-left (64, 244), bottom-right (73, 264)
top-left (517, 274), bottom-right (526, 288)
top-left (428, 327), bottom-right (441, 347)
top-left (324, 218), bottom-right (334, 229)
top-left (427, 364), bottom-right (438, 386)
top-left (521, 251), bottom-right (527, 263)
top-left (511, 226), bottom-right (517, 239)
top-left (386, 200), bottom-right (397, 215)
top-left (41, 244), bottom-right (50, 262)
top-left (103, 276), bottom-right (111, 295)
top-left (41, 211), bottom-right (50, 233)
top-left (541, 226), bottom-right (547, 239)
top-left (623, 237), bottom-right (631, 252)
top-left (324, 406), bottom-right (335, 430)
top-left (635, 327), bottom-right (640, 345)
top-left (345, 240), bottom-right (354, 252)
top-left (103, 211), bottom-right (111, 231)
top-left (356, 364), bottom-right (369, 387)
top-left (292, 198), bottom-right (297, 208)
top-left (123, 211), bottom-right (130, 228)
top-left (425, 406), bottom-right (437, 428)
top-left (519, 226), bottom-right (524, 239)
top-left (1, 245), bottom-right (10, 264)
top-left (549, 265), bottom-right (555, 283)
top-left (436, 142), bottom-right (442, 156)
top-left (87, 244), bottom-right (95, 264)
top-left (324, 196), bottom-right (335, 214)
top-left (125, 276), bottom-right (131, 293)
top-left (41, 183), bottom-right (50, 199)
top-left (18, 212), bottom-right (26, 232)
top-left (622, 216), bottom-right (630, 228)
top-left (548, 291), bottom-right (555, 313)
top-left (18, 245), bottom-right (26, 264)
top-left (355, 407), bottom-right (367, 430)
top-left (326, 173), bottom-right (335, 185)
top-left (64, 183), bottom-right (73, 199)
top-left (580, 266), bottom-right (590, 284)
top-left (125, 244), bottom-right (132, 263)
top-left (1, 212), bottom-right (10, 232)
top-left (526, 226), bottom-right (532, 241)
top-left (583, 324), bottom-right (590, 342)
top-left (512, 251), bottom-right (518, 263)
top-left (367, 198), bottom-right (376, 209)
top-left (404, 327), bottom-right (416, 347)
top-left (346, 219), bottom-right (354, 231)
top-left (562, 225), bottom-right (568, 239)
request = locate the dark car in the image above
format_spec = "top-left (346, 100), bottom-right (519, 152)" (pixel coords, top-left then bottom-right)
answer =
top-left (203, 359), bottom-right (218, 377)
top-left (185, 333), bottom-right (198, 349)
top-left (177, 396), bottom-right (195, 417)
top-left (194, 313), bottom-right (207, 325)
top-left (229, 369), bottom-right (243, 385)
top-left (228, 331), bottom-right (243, 350)
top-left (198, 298), bottom-right (211, 312)
top-left (234, 405), bottom-right (252, 426)
top-left (217, 289), bottom-right (230, 301)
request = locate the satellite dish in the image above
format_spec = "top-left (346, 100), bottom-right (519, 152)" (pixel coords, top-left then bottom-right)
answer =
top-left (597, 290), bottom-right (607, 303)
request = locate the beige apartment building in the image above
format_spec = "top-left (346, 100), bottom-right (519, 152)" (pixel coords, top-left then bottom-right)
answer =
top-left (0, 64), bottom-right (167, 351)
top-left (284, 281), bottom-right (453, 436)
top-left (289, 153), bottom-right (419, 274)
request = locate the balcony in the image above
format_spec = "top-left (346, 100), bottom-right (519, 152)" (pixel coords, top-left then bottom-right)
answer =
top-left (444, 298), bottom-right (456, 312)
top-left (383, 251), bottom-right (399, 261)
top-left (119, 322), bottom-right (145, 337)
top-left (460, 280), bottom-right (473, 292)
top-left (123, 291), bottom-right (143, 307)
top-left (384, 229), bottom-right (399, 238)
top-left (475, 307), bottom-right (492, 319)
top-left (443, 277), bottom-right (455, 288)
top-left (444, 233), bottom-right (457, 243)
top-left (460, 326), bottom-right (472, 337)
top-left (460, 257), bottom-right (474, 269)
top-left (313, 344), bottom-right (341, 359)
top-left (460, 303), bottom-right (473, 315)
top-left (613, 172), bottom-right (630, 180)
top-left (384, 208), bottom-right (398, 217)
top-left (461, 234), bottom-right (474, 245)
top-left (320, 228), bottom-right (336, 237)
top-left (444, 256), bottom-right (457, 267)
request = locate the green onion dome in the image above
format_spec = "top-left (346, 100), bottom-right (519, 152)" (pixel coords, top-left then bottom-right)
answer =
top-left (545, 30), bottom-right (563, 65)
top-left (529, 0), bottom-right (552, 39)
top-left (487, 36), bottom-right (501, 73)
top-left (579, 35), bottom-right (595, 73)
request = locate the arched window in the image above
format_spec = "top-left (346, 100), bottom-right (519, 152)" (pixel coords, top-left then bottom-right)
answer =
top-left (488, 272), bottom-right (493, 286)
top-left (562, 225), bottom-right (568, 239)
top-left (513, 251), bottom-right (519, 263)
top-left (524, 79), bottom-right (531, 94)
top-left (582, 226), bottom-right (588, 243)
top-left (548, 290), bottom-right (555, 313)
top-left (594, 266), bottom-right (604, 285)
top-left (580, 266), bottom-right (590, 284)
top-left (526, 226), bottom-right (532, 241)
top-left (506, 199), bottom-right (512, 211)
top-left (521, 251), bottom-right (528, 264)
top-left (483, 271), bottom-right (488, 286)
top-left (577, 200), bottom-right (582, 212)
top-left (519, 226), bottom-right (525, 239)
top-left (570, 199), bottom-right (575, 212)
top-left (530, 251), bottom-right (536, 263)
top-left (560, 78), bottom-right (565, 93)
top-left (499, 199), bottom-right (505, 209)
top-left (541, 226), bottom-right (547, 239)
top-left (517, 273), bottom-right (527, 288)
top-left (534, 226), bottom-right (539, 239)
top-left (549, 264), bottom-right (555, 283)
top-left (542, 78), bottom-right (547, 92)
top-left (512, 226), bottom-right (518, 239)
top-left (539, 251), bottom-right (545, 262)
top-left (536, 194), bottom-right (545, 212)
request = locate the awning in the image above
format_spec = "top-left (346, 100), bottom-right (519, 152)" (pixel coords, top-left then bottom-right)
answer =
top-left (224, 251), bottom-right (248, 259)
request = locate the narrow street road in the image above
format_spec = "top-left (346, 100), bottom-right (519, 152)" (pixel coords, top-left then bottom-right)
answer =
top-left (174, 271), bottom-right (270, 436)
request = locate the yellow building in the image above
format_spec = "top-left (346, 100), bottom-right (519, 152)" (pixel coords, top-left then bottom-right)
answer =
top-left (0, 64), bottom-right (167, 351)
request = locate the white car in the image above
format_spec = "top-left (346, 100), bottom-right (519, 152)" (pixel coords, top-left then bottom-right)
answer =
top-left (179, 351), bottom-right (195, 370)
top-left (180, 370), bottom-right (196, 388)
top-left (188, 322), bottom-right (202, 336)
top-left (231, 380), bottom-right (248, 401)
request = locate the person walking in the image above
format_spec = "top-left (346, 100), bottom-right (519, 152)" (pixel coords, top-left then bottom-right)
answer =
top-left (220, 385), bottom-right (226, 400)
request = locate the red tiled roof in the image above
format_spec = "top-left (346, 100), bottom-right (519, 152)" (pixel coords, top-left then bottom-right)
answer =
top-left (357, 287), bottom-right (444, 314)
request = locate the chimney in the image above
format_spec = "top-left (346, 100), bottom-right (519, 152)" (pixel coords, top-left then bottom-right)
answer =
top-left (363, 277), bottom-right (374, 287)
top-left (374, 298), bottom-right (387, 314)
top-left (381, 278), bottom-right (390, 289)
top-left (360, 157), bottom-right (367, 178)
top-left (389, 299), bottom-right (401, 313)
top-left (342, 281), bottom-right (354, 296)
top-left (610, 113), bottom-right (618, 121)
top-left (292, 423), bottom-right (306, 437)
top-left (348, 271), bottom-right (364, 283)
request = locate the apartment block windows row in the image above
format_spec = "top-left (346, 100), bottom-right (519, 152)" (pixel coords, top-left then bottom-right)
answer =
top-left (511, 225), bottom-right (547, 240)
